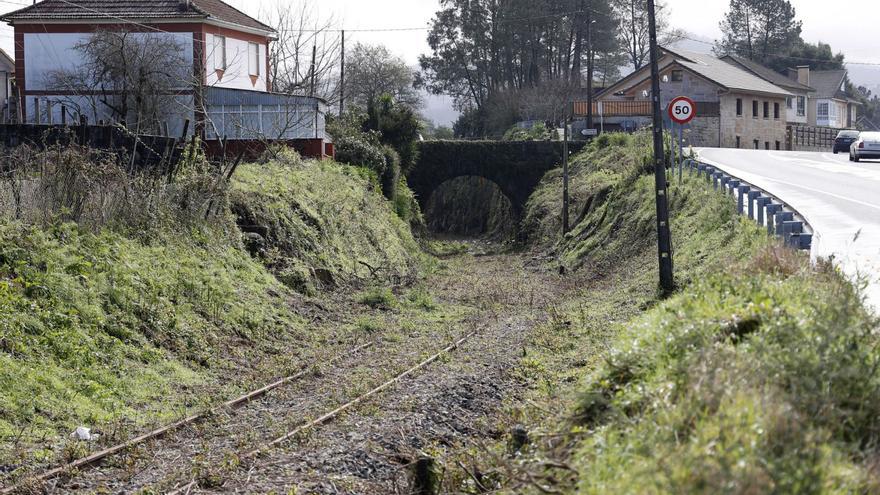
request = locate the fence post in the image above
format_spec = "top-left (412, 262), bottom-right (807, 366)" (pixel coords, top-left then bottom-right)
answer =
top-left (755, 197), bottom-right (770, 226)
top-left (764, 204), bottom-right (782, 234)
top-left (747, 191), bottom-right (761, 219)
top-left (737, 185), bottom-right (750, 214)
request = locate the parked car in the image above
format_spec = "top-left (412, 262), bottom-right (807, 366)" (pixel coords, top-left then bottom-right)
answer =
top-left (849, 132), bottom-right (880, 162)
top-left (833, 130), bottom-right (860, 154)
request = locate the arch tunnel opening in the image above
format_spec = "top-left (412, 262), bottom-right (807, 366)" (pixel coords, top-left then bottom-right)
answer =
top-left (424, 176), bottom-right (518, 242)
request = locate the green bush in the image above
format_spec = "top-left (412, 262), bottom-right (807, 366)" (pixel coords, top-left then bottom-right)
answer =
top-left (333, 132), bottom-right (387, 177)
top-left (503, 122), bottom-right (554, 141)
top-left (357, 287), bottom-right (397, 309)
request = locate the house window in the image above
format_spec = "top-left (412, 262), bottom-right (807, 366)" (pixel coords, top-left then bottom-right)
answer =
top-left (671, 70), bottom-right (683, 82)
top-left (775, 141), bottom-right (781, 150)
top-left (774, 102), bottom-right (780, 119)
top-left (763, 101), bottom-right (770, 119)
top-left (765, 141), bottom-right (770, 150)
top-left (786, 97), bottom-right (793, 109)
top-left (797, 96), bottom-right (806, 117)
top-left (752, 100), bottom-right (759, 118)
top-left (753, 139), bottom-right (759, 149)
top-left (248, 42), bottom-right (260, 76)
top-left (213, 35), bottom-right (227, 71)
top-left (818, 102), bottom-right (829, 119)
top-left (736, 98), bottom-right (742, 116)
top-left (736, 136), bottom-right (741, 148)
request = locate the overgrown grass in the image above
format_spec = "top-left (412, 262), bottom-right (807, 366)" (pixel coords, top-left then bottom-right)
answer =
top-left (230, 160), bottom-right (422, 294)
top-left (0, 147), bottom-right (427, 478)
top-left (448, 133), bottom-right (880, 494)
top-left (0, 220), bottom-right (305, 466)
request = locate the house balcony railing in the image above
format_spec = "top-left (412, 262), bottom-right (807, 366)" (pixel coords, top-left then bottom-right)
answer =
top-left (573, 100), bottom-right (721, 118)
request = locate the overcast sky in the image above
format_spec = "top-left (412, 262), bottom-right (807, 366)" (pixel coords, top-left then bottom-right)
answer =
top-left (0, 0), bottom-right (878, 124)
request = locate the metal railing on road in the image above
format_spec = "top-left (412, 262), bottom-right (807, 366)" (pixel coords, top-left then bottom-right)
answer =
top-left (679, 158), bottom-right (813, 251)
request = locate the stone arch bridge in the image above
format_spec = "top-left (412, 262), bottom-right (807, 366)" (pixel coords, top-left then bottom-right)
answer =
top-left (408, 140), bottom-right (587, 217)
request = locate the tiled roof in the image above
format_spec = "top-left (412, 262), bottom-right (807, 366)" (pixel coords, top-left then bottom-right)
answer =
top-left (1, 0), bottom-right (274, 33)
top-left (674, 51), bottom-right (792, 97)
top-left (809, 70), bottom-right (848, 100)
top-left (721, 54), bottom-right (814, 93)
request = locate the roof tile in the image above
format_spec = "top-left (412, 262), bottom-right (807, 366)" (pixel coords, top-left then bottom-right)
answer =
top-left (2, 0), bottom-right (274, 33)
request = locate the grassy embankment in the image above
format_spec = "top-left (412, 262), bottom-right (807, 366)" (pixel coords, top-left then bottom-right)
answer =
top-left (448, 133), bottom-right (879, 493)
top-left (0, 148), bottom-right (422, 472)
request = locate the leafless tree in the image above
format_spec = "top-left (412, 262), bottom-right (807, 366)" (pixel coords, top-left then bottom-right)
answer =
top-left (46, 29), bottom-right (191, 134)
top-left (261, 1), bottom-right (342, 105)
top-left (344, 43), bottom-right (423, 110)
top-left (614, 0), bottom-right (684, 71)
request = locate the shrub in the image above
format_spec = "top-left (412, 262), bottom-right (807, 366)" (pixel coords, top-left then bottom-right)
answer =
top-left (333, 133), bottom-right (386, 177)
top-left (380, 145), bottom-right (401, 200)
top-left (503, 122), bottom-right (553, 141)
top-left (257, 144), bottom-right (304, 167)
top-left (357, 287), bottom-right (397, 309)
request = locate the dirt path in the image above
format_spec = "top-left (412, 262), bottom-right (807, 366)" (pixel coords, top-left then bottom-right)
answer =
top-left (36, 247), bottom-right (570, 494)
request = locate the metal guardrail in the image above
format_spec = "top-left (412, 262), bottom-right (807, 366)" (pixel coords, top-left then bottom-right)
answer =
top-left (679, 158), bottom-right (813, 251)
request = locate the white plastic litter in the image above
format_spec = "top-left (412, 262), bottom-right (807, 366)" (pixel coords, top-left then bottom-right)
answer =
top-left (71, 426), bottom-right (92, 441)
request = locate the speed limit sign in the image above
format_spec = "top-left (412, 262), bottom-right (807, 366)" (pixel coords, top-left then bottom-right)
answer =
top-left (668, 96), bottom-right (696, 125)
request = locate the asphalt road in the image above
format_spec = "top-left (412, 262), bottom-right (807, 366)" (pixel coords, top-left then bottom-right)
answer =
top-left (697, 148), bottom-right (880, 310)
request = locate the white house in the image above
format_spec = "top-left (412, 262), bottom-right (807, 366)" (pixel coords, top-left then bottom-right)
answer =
top-left (0, 48), bottom-right (13, 122)
top-left (803, 69), bottom-right (860, 129)
top-left (1, 0), bottom-right (332, 158)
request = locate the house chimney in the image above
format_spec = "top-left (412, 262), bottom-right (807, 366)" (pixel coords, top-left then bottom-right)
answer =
top-left (797, 66), bottom-right (810, 87)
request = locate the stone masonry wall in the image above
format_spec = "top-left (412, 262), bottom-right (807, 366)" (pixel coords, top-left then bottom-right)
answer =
top-left (721, 92), bottom-right (788, 150)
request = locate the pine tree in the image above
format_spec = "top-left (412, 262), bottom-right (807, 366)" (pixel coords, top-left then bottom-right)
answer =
top-left (716, 0), bottom-right (802, 70)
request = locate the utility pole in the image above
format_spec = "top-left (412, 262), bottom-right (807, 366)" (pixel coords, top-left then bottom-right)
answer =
top-left (339, 30), bottom-right (345, 117)
top-left (585, 11), bottom-right (594, 131)
top-left (647, 0), bottom-right (674, 292)
top-left (562, 106), bottom-right (570, 235)
top-left (310, 44), bottom-right (317, 97)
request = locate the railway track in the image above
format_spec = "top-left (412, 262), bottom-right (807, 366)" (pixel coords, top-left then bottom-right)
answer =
top-left (0, 342), bottom-right (375, 495)
top-left (2, 327), bottom-right (481, 495)
top-left (166, 330), bottom-right (477, 495)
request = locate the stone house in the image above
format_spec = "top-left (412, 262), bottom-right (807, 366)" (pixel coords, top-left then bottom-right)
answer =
top-left (721, 55), bottom-right (813, 126)
top-left (588, 49), bottom-right (791, 149)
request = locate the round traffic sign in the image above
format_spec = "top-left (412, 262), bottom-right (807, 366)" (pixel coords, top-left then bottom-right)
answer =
top-left (668, 96), bottom-right (696, 125)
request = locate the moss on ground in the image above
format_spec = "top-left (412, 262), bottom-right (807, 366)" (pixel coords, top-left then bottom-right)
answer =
top-left (230, 160), bottom-right (422, 294)
top-left (0, 153), bottom-right (426, 477)
top-left (0, 221), bottom-right (305, 463)
top-left (445, 134), bottom-right (880, 494)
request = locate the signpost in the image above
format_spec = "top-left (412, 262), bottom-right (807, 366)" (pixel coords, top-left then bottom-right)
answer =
top-left (668, 96), bottom-right (695, 173)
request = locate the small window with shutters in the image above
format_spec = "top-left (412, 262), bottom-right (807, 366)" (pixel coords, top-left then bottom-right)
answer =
top-left (248, 42), bottom-right (260, 77)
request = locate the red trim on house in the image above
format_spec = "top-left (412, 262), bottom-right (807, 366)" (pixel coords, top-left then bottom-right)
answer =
top-left (202, 138), bottom-right (332, 161)
top-left (202, 24), bottom-right (270, 45)
top-left (265, 40), bottom-right (272, 91)
top-left (22, 90), bottom-right (195, 97)
top-left (13, 23), bottom-right (207, 34)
